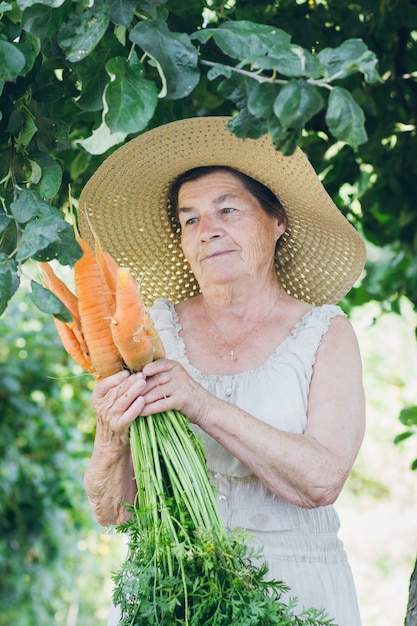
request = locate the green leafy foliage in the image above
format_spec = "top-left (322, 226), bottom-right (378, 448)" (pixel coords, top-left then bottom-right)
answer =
top-left (115, 523), bottom-right (334, 625)
top-left (0, 282), bottom-right (96, 625)
top-left (104, 53), bottom-right (158, 133)
top-left (394, 406), bottom-right (417, 470)
top-left (326, 86), bottom-right (367, 150)
top-left (29, 278), bottom-right (73, 321)
top-left (129, 19), bottom-right (200, 99)
top-left (0, 0), bottom-right (382, 315)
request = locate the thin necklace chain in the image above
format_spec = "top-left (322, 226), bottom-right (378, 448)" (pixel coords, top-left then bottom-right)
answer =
top-left (201, 289), bottom-right (282, 362)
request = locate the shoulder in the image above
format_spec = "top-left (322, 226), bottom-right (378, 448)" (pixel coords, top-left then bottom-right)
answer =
top-left (301, 303), bottom-right (351, 339)
top-left (314, 307), bottom-right (362, 369)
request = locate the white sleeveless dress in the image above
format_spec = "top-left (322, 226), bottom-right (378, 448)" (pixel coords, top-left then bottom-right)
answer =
top-left (107, 300), bottom-right (362, 626)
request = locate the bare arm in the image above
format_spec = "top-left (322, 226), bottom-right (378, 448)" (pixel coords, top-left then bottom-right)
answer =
top-left (84, 315), bottom-right (365, 523)
top-left (140, 316), bottom-right (365, 509)
top-left (84, 369), bottom-right (148, 525)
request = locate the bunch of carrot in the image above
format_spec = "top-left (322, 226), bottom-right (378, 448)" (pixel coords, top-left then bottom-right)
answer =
top-left (40, 232), bottom-right (164, 379)
top-left (41, 232), bottom-right (333, 626)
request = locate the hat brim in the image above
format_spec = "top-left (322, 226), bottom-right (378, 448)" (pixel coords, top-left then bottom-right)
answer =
top-left (79, 116), bottom-right (366, 307)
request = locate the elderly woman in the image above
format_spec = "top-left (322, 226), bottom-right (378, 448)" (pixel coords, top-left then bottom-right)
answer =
top-left (80, 117), bottom-right (366, 626)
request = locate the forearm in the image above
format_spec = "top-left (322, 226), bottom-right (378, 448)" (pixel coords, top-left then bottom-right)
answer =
top-left (198, 398), bottom-right (351, 508)
top-left (84, 428), bottom-right (136, 526)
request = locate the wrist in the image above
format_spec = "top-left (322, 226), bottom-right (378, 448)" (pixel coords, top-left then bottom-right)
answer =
top-left (95, 422), bottom-right (131, 451)
top-left (191, 394), bottom-right (220, 431)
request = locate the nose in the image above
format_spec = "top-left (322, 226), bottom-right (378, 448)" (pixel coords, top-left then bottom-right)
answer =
top-left (199, 213), bottom-right (223, 242)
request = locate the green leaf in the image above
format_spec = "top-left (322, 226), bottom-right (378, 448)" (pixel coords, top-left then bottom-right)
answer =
top-left (0, 41), bottom-right (26, 81)
top-left (21, 2), bottom-right (67, 38)
top-left (0, 253), bottom-right (18, 316)
top-left (0, 253), bottom-right (12, 316)
top-left (14, 41), bottom-right (37, 76)
top-left (227, 109), bottom-right (267, 140)
top-left (398, 406), bottom-right (417, 427)
top-left (218, 73), bottom-right (258, 109)
top-left (17, 0), bottom-right (66, 8)
top-left (6, 110), bottom-right (24, 137)
top-left (10, 189), bottom-right (59, 224)
top-left (69, 150), bottom-right (90, 180)
top-left (15, 109), bottom-right (38, 151)
top-left (0, 210), bottom-right (10, 235)
top-left (0, 2), bottom-right (13, 11)
top-left (57, 5), bottom-right (110, 63)
top-left (16, 215), bottom-right (69, 262)
top-left (326, 86), bottom-right (367, 149)
top-left (206, 63), bottom-right (232, 81)
top-left (267, 116), bottom-right (290, 144)
top-left (318, 38), bottom-right (382, 83)
top-left (138, 0), bottom-right (168, 19)
top-left (31, 66), bottom-right (66, 103)
top-left (28, 159), bottom-right (42, 184)
top-left (273, 80), bottom-right (324, 131)
top-left (247, 44), bottom-right (323, 79)
top-left (10, 192), bottom-right (79, 263)
top-left (247, 82), bottom-right (279, 119)
top-left (104, 53), bottom-right (158, 134)
top-left (75, 32), bottom-right (126, 112)
top-left (192, 20), bottom-right (290, 62)
top-left (34, 220), bottom-right (82, 265)
top-left (35, 117), bottom-right (70, 152)
top-left (0, 220), bottom-right (18, 256)
top-left (28, 152), bottom-right (62, 201)
top-left (78, 120), bottom-right (127, 155)
top-left (394, 431), bottom-right (415, 445)
top-left (129, 19), bottom-right (199, 99)
top-left (109, 0), bottom-right (136, 26)
top-left (30, 280), bottom-right (72, 321)
top-left (268, 121), bottom-right (301, 156)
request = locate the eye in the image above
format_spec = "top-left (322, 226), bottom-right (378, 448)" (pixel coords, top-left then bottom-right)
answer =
top-left (184, 216), bottom-right (198, 225)
top-left (221, 207), bottom-right (235, 214)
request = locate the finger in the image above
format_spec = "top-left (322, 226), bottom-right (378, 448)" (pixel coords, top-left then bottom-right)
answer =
top-left (117, 396), bottom-right (147, 428)
top-left (140, 395), bottom-right (175, 417)
top-left (142, 357), bottom-right (175, 377)
top-left (112, 373), bottom-right (146, 410)
top-left (93, 368), bottom-right (130, 398)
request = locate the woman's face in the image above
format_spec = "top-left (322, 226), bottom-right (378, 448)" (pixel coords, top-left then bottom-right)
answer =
top-left (177, 171), bottom-right (286, 290)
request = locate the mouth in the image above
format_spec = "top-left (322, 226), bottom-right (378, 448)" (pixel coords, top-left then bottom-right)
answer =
top-left (203, 249), bottom-right (234, 261)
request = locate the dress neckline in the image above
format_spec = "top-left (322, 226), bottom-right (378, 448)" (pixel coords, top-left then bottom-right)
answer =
top-left (164, 300), bottom-right (334, 381)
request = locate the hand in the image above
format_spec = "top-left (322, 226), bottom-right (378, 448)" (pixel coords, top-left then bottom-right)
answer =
top-left (140, 358), bottom-right (212, 425)
top-left (91, 369), bottom-right (147, 446)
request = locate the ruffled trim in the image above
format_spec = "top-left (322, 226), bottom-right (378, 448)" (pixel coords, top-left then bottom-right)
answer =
top-left (150, 298), bottom-right (346, 384)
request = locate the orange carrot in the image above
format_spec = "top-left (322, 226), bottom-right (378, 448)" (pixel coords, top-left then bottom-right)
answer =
top-left (102, 251), bottom-right (119, 299)
top-left (70, 319), bottom-right (92, 367)
top-left (94, 238), bottom-right (118, 316)
top-left (40, 260), bottom-right (91, 359)
top-left (40, 262), bottom-right (80, 322)
top-left (53, 317), bottom-right (96, 375)
top-left (141, 308), bottom-right (165, 360)
top-left (40, 227), bottom-right (165, 380)
top-left (110, 267), bottom-right (155, 372)
top-left (74, 236), bottom-right (123, 378)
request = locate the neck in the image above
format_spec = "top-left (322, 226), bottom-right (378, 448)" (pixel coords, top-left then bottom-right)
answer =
top-left (199, 282), bottom-right (284, 363)
top-left (200, 280), bottom-right (283, 319)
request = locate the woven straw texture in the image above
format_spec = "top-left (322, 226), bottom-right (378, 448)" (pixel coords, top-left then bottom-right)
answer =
top-left (79, 117), bottom-right (366, 307)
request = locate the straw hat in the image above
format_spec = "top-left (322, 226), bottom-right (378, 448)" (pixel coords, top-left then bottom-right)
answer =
top-left (78, 116), bottom-right (366, 307)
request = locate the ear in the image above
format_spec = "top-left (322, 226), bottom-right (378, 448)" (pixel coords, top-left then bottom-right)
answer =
top-left (274, 216), bottom-right (287, 242)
